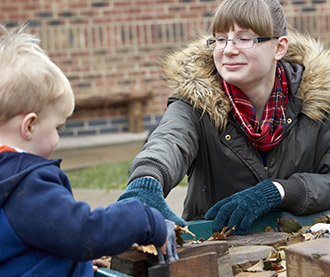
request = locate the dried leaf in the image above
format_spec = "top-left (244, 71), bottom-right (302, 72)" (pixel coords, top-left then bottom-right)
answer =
top-left (208, 232), bottom-right (227, 241)
top-left (268, 251), bottom-right (281, 261)
top-left (286, 233), bottom-right (305, 245)
top-left (311, 252), bottom-right (328, 260)
top-left (244, 260), bottom-right (264, 272)
top-left (278, 250), bottom-right (286, 261)
top-left (313, 215), bottom-right (330, 224)
top-left (270, 262), bottom-right (284, 271)
top-left (264, 226), bottom-right (276, 232)
top-left (175, 225), bottom-right (196, 240)
top-left (277, 217), bottom-right (301, 233)
top-left (297, 225), bottom-right (310, 234)
top-left (264, 253), bottom-right (283, 271)
top-left (175, 225), bottom-right (196, 246)
top-left (303, 232), bottom-right (314, 240)
top-left (136, 244), bottom-right (158, 255)
top-left (99, 256), bottom-right (111, 268)
top-left (208, 226), bottom-right (235, 240)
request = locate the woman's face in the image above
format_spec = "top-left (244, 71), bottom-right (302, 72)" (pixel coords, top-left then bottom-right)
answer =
top-left (213, 23), bottom-right (279, 91)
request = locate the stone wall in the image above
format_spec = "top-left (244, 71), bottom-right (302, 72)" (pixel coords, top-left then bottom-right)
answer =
top-left (1, 0), bottom-right (329, 136)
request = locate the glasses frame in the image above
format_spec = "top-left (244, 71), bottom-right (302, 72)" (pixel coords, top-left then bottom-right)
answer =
top-left (206, 35), bottom-right (280, 50)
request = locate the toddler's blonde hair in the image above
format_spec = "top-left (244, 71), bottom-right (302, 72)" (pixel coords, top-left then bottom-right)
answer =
top-left (0, 25), bottom-right (74, 123)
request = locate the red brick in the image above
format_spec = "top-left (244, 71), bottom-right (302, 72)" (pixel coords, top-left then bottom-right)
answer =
top-left (0, 0), bottom-right (329, 127)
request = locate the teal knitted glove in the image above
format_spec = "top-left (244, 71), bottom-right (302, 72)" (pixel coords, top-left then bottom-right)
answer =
top-left (117, 177), bottom-right (187, 227)
top-left (204, 180), bottom-right (282, 235)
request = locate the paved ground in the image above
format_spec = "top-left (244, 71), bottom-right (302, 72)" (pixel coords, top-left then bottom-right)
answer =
top-left (50, 132), bottom-right (149, 171)
top-left (50, 132), bottom-right (187, 217)
top-left (72, 187), bottom-right (187, 216)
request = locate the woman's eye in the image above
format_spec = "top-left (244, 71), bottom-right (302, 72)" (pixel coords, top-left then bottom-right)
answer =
top-left (238, 37), bottom-right (252, 42)
top-left (216, 37), bottom-right (227, 42)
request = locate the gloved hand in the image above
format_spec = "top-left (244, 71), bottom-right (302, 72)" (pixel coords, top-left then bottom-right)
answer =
top-left (157, 220), bottom-right (179, 264)
top-left (204, 180), bottom-right (282, 235)
top-left (117, 177), bottom-right (187, 227)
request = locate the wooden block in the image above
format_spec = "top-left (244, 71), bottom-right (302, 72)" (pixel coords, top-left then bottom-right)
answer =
top-left (227, 232), bottom-right (288, 247)
top-left (285, 238), bottom-right (330, 277)
top-left (147, 240), bottom-right (233, 276)
top-left (177, 240), bottom-right (229, 259)
top-left (177, 241), bottom-right (233, 277)
top-left (230, 245), bottom-right (274, 265)
top-left (148, 251), bottom-right (219, 277)
top-left (229, 245), bottom-right (275, 275)
top-left (235, 271), bottom-right (277, 277)
top-left (110, 251), bottom-right (147, 277)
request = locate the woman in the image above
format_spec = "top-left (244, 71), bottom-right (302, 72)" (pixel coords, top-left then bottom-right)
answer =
top-left (118, 0), bottom-right (330, 234)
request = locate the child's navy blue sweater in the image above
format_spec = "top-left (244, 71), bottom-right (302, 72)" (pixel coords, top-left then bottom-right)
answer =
top-left (0, 151), bottom-right (166, 276)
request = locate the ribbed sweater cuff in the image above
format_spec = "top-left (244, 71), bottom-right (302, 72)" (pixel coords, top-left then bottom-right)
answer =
top-left (277, 179), bottom-right (307, 214)
top-left (128, 177), bottom-right (163, 194)
top-left (128, 165), bottom-right (164, 186)
top-left (257, 180), bottom-right (282, 207)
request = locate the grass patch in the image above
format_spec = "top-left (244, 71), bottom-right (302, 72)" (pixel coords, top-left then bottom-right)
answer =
top-left (66, 159), bottom-right (188, 190)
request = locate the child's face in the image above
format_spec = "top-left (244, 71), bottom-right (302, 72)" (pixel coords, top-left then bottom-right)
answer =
top-left (29, 102), bottom-right (70, 158)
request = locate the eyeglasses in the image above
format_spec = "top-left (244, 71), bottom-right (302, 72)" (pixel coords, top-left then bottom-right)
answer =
top-left (206, 35), bottom-right (279, 50)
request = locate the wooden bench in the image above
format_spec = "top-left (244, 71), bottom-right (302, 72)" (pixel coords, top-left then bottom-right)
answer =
top-left (74, 91), bottom-right (152, 133)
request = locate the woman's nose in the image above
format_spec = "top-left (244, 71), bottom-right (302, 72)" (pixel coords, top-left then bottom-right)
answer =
top-left (223, 40), bottom-right (239, 54)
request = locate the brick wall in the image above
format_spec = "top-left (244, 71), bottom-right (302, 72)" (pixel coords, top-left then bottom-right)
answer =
top-left (1, 0), bottom-right (329, 137)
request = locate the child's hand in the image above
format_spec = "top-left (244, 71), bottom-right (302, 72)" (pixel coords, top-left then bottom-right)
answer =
top-left (157, 220), bottom-right (179, 264)
top-left (158, 238), bottom-right (168, 255)
top-left (92, 259), bottom-right (108, 272)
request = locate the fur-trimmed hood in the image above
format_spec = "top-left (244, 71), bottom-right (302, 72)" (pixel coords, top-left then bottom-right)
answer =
top-left (161, 29), bottom-right (330, 129)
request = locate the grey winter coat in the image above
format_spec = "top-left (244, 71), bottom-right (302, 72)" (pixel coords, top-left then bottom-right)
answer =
top-left (129, 30), bottom-right (330, 221)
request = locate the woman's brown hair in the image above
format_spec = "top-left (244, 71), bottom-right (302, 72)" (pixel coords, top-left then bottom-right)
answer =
top-left (210, 0), bottom-right (287, 37)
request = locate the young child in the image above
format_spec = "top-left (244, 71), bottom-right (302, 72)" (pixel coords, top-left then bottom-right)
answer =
top-left (0, 26), bottom-right (170, 276)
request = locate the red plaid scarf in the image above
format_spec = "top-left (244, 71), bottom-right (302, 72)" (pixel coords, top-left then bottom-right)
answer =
top-left (222, 62), bottom-right (288, 151)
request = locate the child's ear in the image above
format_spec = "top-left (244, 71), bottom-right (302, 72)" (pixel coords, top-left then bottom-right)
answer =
top-left (274, 36), bottom-right (289, 61)
top-left (21, 112), bottom-right (38, 140)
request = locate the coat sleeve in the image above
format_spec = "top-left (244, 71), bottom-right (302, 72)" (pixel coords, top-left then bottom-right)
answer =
top-left (4, 165), bottom-right (167, 261)
top-left (128, 99), bottom-right (201, 196)
top-left (277, 116), bottom-right (330, 215)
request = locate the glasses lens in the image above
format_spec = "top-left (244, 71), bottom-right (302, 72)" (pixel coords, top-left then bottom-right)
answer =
top-left (207, 38), bottom-right (216, 50)
top-left (234, 36), bottom-right (254, 49)
top-left (215, 37), bottom-right (227, 50)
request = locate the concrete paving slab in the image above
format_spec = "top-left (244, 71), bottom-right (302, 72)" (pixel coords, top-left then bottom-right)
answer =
top-left (56, 132), bottom-right (149, 151)
top-left (51, 133), bottom-right (148, 171)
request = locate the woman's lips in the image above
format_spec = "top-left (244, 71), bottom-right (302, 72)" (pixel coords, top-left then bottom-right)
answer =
top-left (223, 63), bottom-right (245, 70)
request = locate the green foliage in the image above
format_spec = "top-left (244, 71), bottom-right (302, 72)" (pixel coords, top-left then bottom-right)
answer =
top-left (277, 217), bottom-right (302, 233)
top-left (66, 159), bottom-right (188, 190)
top-left (66, 160), bottom-right (133, 190)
